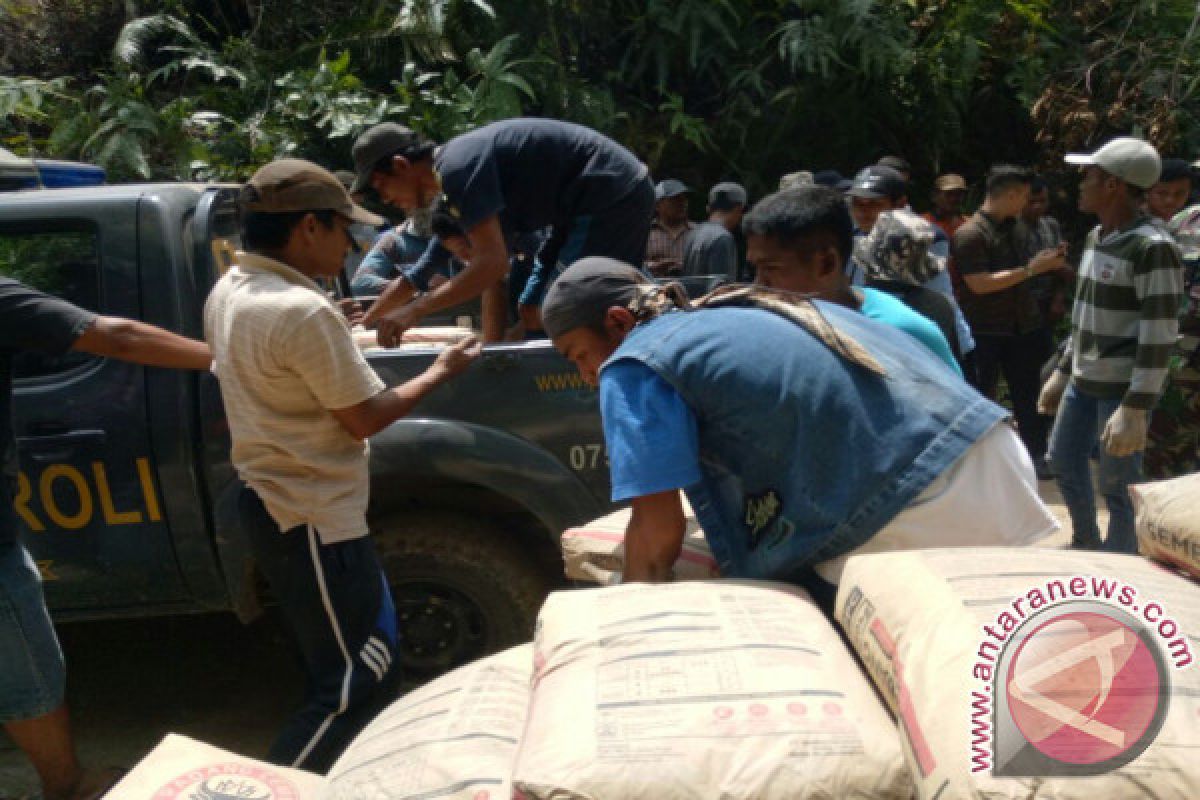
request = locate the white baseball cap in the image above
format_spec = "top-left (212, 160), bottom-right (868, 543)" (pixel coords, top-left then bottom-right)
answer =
top-left (1064, 137), bottom-right (1161, 190)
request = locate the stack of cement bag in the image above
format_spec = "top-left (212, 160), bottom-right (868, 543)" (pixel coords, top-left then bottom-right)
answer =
top-left (326, 581), bottom-right (913, 799)
top-left (326, 472), bottom-right (1200, 799)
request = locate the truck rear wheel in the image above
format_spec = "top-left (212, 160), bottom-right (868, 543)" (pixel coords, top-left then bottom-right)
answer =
top-left (371, 509), bottom-right (554, 679)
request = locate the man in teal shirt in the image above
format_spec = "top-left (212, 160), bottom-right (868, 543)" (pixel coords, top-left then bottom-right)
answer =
top-left (744, 186), bottom-right (962, 376)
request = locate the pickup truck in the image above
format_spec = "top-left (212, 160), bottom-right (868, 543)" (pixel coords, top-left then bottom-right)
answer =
top-left (0, 183), bottom-right (614, 678)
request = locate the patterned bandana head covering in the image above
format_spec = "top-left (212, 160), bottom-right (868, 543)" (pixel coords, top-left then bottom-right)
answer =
top-left (853, 208), bottom-right (945, 286)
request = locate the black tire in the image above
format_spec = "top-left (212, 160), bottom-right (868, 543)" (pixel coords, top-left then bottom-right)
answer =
top-left (371, 509), bottom-right (553, 680)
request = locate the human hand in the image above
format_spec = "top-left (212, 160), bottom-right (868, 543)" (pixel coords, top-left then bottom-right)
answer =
top-left (429, 335), bottom-right (482, 381)
top-left (1101, 406), bottom-right (1149, 457)
top-left (1030, 247), bottom-right (1067, 275)
top-left (375, 301), bottom-right (426, 348)
top-left (1049, 293), bottom-right (1067, 320)
top-left (361, 276), bottom-right (416, 328)
top-left (337, 297), bottom-right (365, 326)
top-left (1037, 371), bottom-right (1069, 415)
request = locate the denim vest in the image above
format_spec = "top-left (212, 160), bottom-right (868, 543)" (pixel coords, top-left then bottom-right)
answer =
top-left (604, 302), bottom-right (1005, 580)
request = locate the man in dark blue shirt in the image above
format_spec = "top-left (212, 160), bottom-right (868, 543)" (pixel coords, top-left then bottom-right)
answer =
top-left (1, 278), bottom-right (210, 800)
top-left (350, 119), bottom-right (654, 342)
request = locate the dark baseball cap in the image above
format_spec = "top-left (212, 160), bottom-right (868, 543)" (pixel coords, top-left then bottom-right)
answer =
top-left (708, 181), bottom-right (747, 209)
top-left (655, 179), bottom-right (691, 200)
top-left (542, 257), bottom-right (647, 339)
top-left (847, 166), bottom-right (907, 200)
top-left (813, 170), bottom-right (852, 192)
top-left (350, 122), bottom-right (435, 194)
top-left (241, 159), bottom-right (384, 226)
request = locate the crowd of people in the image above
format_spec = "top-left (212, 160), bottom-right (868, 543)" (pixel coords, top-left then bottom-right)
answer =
top-left (1, 115), bottom-right (1197, 797)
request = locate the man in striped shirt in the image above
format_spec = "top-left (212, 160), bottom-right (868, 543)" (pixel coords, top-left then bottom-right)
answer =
top-left (1039, 138), bottom-right (1184, 552)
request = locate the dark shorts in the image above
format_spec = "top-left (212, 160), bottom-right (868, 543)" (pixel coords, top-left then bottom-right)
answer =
top-left (0, 540), bottom-right (65, 722)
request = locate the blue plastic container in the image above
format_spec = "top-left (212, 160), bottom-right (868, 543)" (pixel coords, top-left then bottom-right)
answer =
top-left (33, 160), bottom-right (107, 188)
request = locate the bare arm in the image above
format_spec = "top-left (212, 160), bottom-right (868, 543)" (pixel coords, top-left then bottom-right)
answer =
top-left (962, 246), bottom-right (1066, 295)
top-left (329, 336), bottom-right (481, 439)
top-left (73, 316), bottom-right (211, 370)
top-left (421, 215), bottom-right (510, 313)
top-left (373, 216), bottom-right (511, 345)
top-left (622, 490), bottom-right (687, 583)
top-left (361, 275), bottom-right (418, 326)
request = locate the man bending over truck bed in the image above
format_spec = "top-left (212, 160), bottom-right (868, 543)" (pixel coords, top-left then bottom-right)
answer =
top-left (204, 159), bottom-right (479, 771)
top-left (350, 118), bottom-right (655, 343)
top-left (541, 258), bottom-right (1059, 609)
top-left (1, 278), bottom-right (211, 800)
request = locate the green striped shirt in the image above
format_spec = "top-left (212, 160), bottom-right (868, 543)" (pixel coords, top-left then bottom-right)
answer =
top-left (1065, 216), bottom-right (1183, 409)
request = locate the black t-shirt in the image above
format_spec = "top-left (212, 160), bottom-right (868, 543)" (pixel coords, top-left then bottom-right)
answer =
top-left (0, 278), bottom-right (95, 544)
top-left (434, 118), bottom-right (648, 234)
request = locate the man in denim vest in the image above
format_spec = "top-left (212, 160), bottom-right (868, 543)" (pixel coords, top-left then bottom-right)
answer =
top-left (543, 258), bottom-right (1058, 604)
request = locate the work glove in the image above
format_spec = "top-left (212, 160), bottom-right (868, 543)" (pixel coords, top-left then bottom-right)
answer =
top-left (1037, 371), bottom-right (1070, 416)
top-left (1101, 406), bottom-right (1149, 457)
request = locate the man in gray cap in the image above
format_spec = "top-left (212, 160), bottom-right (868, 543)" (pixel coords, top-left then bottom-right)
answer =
top-left (205, 158), bottom-right (479, 769)
top-left (645, 179), bottom-right (695, 277)
top-left (1039, 137), bottom-right (1184, 553)
top-left (350, 119), bottom-right (654, 342)
top-left (682, 181), bottom-right (747, 280)
top-left (541, 257), bottom-right (1056, 604)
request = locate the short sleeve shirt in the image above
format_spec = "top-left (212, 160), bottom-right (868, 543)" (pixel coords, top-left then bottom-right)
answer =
top-left (682, 222), bottom-right (737, 280)
top-left (204, 253), bottom-right (385, 543)
top-left (0, 278), bottom-right (96, 544)
top-left (599, 360), bottom-right (702, 502)
top-left (953, 211), bottom-right (1043, 335)
top-left (859, 287), bottom-right (961, 375)
top-left (434, 118), bottom-right (648, 234)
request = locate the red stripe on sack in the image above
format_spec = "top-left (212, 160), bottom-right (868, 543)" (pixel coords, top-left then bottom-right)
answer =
top-left (870, 617), bottom-right (937, 777)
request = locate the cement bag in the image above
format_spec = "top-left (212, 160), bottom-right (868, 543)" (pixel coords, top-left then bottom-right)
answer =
top-left (324, 644), bottom-right (531, 800)
top-left (1131, 473), bottom-right (1200, 580)
top-left (512, 581), bottom-right (912, 799)
top-left (106, 733), bottom-right (323, 800)
top-left (836, 548), bottom-right (1200, 799)
top-left (352, 325), bottom-right (474, 351)
top-left (559, 498), bottom-right (719, 584)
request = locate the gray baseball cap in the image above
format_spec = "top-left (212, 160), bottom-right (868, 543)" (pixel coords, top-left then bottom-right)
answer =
top-left (655, 179), bottom-right (691, 200)
top-left (350, 122), bottom-right (434, 193)
top-left (708, 181), bottom-right (747, 209)
top-left (1065, 137), bottom-right (1161, 190)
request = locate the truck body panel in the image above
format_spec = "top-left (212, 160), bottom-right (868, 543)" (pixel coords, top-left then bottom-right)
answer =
top-left (0, 185), bottom-right (612, 649)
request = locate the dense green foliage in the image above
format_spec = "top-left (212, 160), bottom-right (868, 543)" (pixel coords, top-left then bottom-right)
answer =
top-left (3, 0), bottom-right (1200, 208)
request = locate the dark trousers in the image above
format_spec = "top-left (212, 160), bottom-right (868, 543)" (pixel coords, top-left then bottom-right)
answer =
top-left (541, 175), bottom-right (656, 271)
top-left (974, 328), bottom-right (1053, 463)
top-left (236, 486), bottom-right (397, 772)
